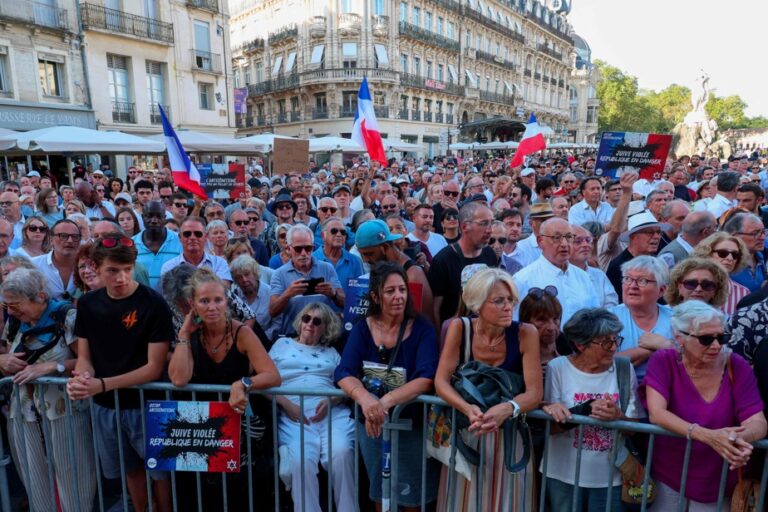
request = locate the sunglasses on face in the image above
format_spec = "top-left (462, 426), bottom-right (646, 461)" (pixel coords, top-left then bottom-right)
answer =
top-left (207, 211), bottom-right (224, 218)
top-left (292, 245), bottom-right (314, 254)
top-left (53, 233), bottom-right (81, 242)
top-left (382, 204), bottom-right (398, 210)
top-left (328, 227), bottom-right (346, 236)
top-left (319, 207), bottom-right (337, 213)
top-left (444, 190), bottom-right (459, 197)
top-left (277, 204), bottom-right (293, 210)
top-left (444, 214), bottom-right (458, 221)
top-left (27, 225), bottom-right (48, 233)
top-left (678, 330), bottom-right (730, 347)
top-left (182, 230), bottom-right (204, 238)
top-left (489, 237), bottom-right (507, 245)
top-left (528, 285), bottom-right (558, 299)
top-left (173, 202), bottom-right (187, 208)
top-left (278, 232), bottom-right (287, 239)
top-left (101, 237), bottom-right (135, 248)
top-left (301, 314), bottom-right (323, 326)
top-left (233, 220), bottom-right (249, 226)
top-left (713, 248), bottom-right (740, 260)
top-left (681, 279), bottom-right (717, 292)
top-left (248, 216), bottom-right (260, 222)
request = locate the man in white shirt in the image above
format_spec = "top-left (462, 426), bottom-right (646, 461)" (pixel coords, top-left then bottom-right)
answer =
top-left (407, 204), bottom-right (447, 259)
top-left (570, 224), bottom-right (619, 308)
top-left (514, 202), bottom-right (555, 267)
top-left (160, 216), bottom-right (231, 283)
top-left (568, 177), bottom-right (615, 228)
top-left (32, 218), bottom-right (80, 299)
top-left (513, 217), bottom-right (599, 326)
top-left (706, 171), bottom-right (740, 220)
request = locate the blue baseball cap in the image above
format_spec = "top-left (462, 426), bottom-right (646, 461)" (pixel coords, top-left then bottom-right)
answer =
top-left (355, 219), bottom-right (403, 249)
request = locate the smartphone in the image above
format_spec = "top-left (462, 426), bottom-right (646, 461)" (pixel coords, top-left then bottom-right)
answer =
top-left (304, 277), bottom-right (324, 295)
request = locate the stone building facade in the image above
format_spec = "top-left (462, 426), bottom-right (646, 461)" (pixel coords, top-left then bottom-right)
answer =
top-left (567, 33), bottom-right (599, 144)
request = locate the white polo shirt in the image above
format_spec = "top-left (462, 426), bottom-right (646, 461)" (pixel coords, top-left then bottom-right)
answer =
top-left (568, 200), bottom-right (615, 227)
top-left (160, 252), bottom-right (232, 281)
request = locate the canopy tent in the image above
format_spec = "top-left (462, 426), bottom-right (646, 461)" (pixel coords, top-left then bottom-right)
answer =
top-left (236, 133), bottom-right (300, 153)
top-left (14, 126), bottom-right (165, 154)
top-left (0, 128), bottom-right (18, 151)
top-left (548, 142), bottom-right (577, 149)
top-left (474, 140), bottom-right (519, 150)
top-left (308, 136), bottom-right (365, 153)
top-left (540, 125), bottom-right (555, 136)
top-left (381, 138), bottom-right (422, 152)
top-left (448, 142), bottom-right (475, 151)
top-left (147, 130), bottom-right (264, 153)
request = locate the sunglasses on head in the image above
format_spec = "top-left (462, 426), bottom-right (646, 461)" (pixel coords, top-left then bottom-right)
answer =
top-left (100, 237), bottom-right (134, 248)
top-left (182, 230), bottom-right (204, 238)
top-left (528, 285), bottom-right (558, 299)
top-left (681, 279), bottom-right (717, 292)
top-left (301, 314), bottom-right (322, 326)
top-left (489, 237), bottom-right (507, 245)
top-left (678, 330), bottom-right (730, 347)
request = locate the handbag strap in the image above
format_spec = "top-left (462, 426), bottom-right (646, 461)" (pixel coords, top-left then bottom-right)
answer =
top-left (460, 317), bottom-right (472, 365)
top-left (614, 356), bottom-right (632, 414)
top-left (385, 320), bottom-right (409, 374)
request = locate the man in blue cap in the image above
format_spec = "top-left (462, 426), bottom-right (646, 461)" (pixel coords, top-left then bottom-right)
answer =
top-left (355, 219), bottom-right (436, 327)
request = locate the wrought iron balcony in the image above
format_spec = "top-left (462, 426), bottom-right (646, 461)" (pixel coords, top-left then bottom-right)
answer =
top-left (434, 0), bottom-right (462, 15)
top-left (479, 90), bottom-right (514, 105)
top-left (187, 0), bottom-right (218, 13)
top-left (255, 115), bottom-right (266, 126)
top-left (558, 79), bottom-right (565, 88)
top-left (423, 111), bottom-right (433, 123)
top-left (312, 108), bottom-right (329, 120)
top-left (277, 112), bottom-right (288, 123)
top-left (398, 21), bottom-right (459, 52)
top-left (0, 0), bottom-right (68, 30)
top-left (374, 105), bottom-right (389, 118)
top-left (460, 5), bottom-right (525, 44)
top-left (398, 109), bottom-right (409, 120)
top-left (233, 38), bottom-right (265, 54)
top-left (112, 101), bottom-right (136, 124)
top-left (339, 107), bottom-right (356, 118)
top-left (537, 44), bottom-right (563, 61)
top-left (236, 115), bottom-right (253, 128)
top-left (400, 72), bottom-right (465, 97)
top-left (269, 25), bottom-right (298, 45)
top-left (476, 50), bottom-right (516, 70)
top-left (149, 103), bottom-right (169, 125)
top-left (534, 72), bottom-right (542, 80)
top-left (246, 73), bottom-right (299, 96)
top-left (410, 110), bottom-right (422, 121)
top-left (524, 69), bottom-right (532, 77)
top-left (191, 50), bottom-right (222, 74)
top-left (445, 114), bottom-right (454, 124)
top-left (80, 3), bottom-right (173, 44)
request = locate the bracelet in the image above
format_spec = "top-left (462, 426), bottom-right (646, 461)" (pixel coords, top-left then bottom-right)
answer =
top-left (100, 378), bottom-right (106, 394)
top-left (687, 422), bottom-right (698, 440)
top-left (176, 339), bottom-right (191, 346)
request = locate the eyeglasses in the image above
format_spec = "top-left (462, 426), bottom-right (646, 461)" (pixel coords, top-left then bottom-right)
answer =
top-left (489, 237), bottom-right (507, 245)
top-left (100, 237), bottom-right (135, 248)
top-left (540, 233), bottom-right (575, 244)
top-left (319, 207), bottom-right (338, 213)
top-left (444, 190), bottom-right (459, 198)
top-left (276, 203), bottom-right (293, 210)
top-left (173, 202), bottom-right (187, 208)
top-left (27, 225), bottom-right (48, 233)
top-left (0, 201), bottom-right (17, 207)
top-left (713, 248), bottom-right (741, 260)
top-left (233, 220), bottom-right (249, 226)
top-left (591, 335), bottom-right (623, 351)
top-left (678, 330), bottom-right (730, 347)
top-left (573, 236), bottom-right (593, 245)
top-left (181, 230), bottom-right (204, 238)
top-left (160, 195), bottom-right (172, 201)
top-left (207, 211), bottom-right (225, 218)
top-left (737, 229), bottom-right (768, 238)
top-left (681, 279), bottom-right (717, 292)
top-left (292, 245), bottom-right (314, 254)
top-left (328, 227), bottom-right (346, 236)
top-left (444, 214), bottom-right (458, 221)
top-left (301, 314), bottom-right (323, 326)
top-left (528, 286), bottom-right (558, 299)
top-left (248, 216), bottom-right (260, 223)
top-left (381, 204), bottom-right (398, 210)
top-left (487, 296), bottom-right (515, 308)
top-left (278, 232), bottom-right (287, 239)
top-left (53, 233), bottom-right (82, 242)
top-left (622, 276), bottom-right (657, 288)
top-left (470, 220), bottom-right (492, 228)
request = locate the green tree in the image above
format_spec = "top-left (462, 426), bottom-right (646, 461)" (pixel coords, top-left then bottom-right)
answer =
top-left (594, 60), bottom-right (661, 132)
top-left (644, 84), bottom-right (691, 132)
top-left (706, 95), bottom-right (748, 129)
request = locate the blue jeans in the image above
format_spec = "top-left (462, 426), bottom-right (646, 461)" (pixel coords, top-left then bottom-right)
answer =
top-left (547, 477), bottom-right (621, 511)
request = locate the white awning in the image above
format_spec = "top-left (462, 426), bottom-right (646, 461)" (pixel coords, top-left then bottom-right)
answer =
top-left (448, 64), bottom-right (458, 83)
top-left (374, 44), bottom-right (389, 66)
top-left (503, 80), bottom-right (513, 95)
top-left (465, 69), bottom-right (478, 88)
top-left (310, 44), bottom-right (325, 65)
top-left (271, 56), bottom-right (283, 76)
top-left (285, 52), bottom-right (296, 72)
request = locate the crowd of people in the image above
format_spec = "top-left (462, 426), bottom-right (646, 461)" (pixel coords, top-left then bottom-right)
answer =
top-left (1, 149), bottom-right (768, 511)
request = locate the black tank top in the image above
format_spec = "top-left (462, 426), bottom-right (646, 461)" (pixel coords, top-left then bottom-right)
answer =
top-left (191, 324), bottom-right (249, 386)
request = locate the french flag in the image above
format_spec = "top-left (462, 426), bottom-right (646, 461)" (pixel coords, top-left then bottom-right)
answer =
top-left (510, 113), bottom-right (547, 168)
top-left (159, 106), bottom-right (208, 199)
top-left (351, 77), bottom-right (387, 166)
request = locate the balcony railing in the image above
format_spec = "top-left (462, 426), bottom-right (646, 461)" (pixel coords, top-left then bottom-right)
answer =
top-left (0, 0), bottom-right (68, 30)
top-left (80, 3), bottom-right (173, 44)
top-left (191, 50), bottom-right (222, 73)
top-left (400, 72), bottom-right (465, 97)
top-left (149, 103), bottom-right (169, 125)
top-left (236, 115), bottom-right (253, 128)
top-left (461, 5), bottom-right (525, 44)
top-left (186, 0), bottom-right (218, 13)
top-left (479, 90), bottom-right (514, 105)
top-left (423, 111), bottom-right (433, 123)
top-left (234, 38), bottom-right (265, 54)
top-left (534, 72), bottom-right (542, 80)
top-left (112, 101), bottom-right (136, 123)
top-left (312, 108), bottom-right (329, 119)
top-left (268, 24), bottom-right (298, 45)
top-left (339, 107), bottom-right (356, 118)
top-left (537, 43), bottom-right (563, 61)
top-left (410, 110), bottom-right (422, 121)
top-left (277, 111), bottom-right (288, 123)
top-left (398, 108), bottom-right (409, 120)
top-left (445, 114), bottom-right (454, 124)
top-left (530, 15), bottom-right (573, 45)
top-left (301, 67), bottom-right (398, 85)
top-left (434, 0), bottom-right (462, 15)
top-left (398, 21), bottom-right (460, 52)
top-left (247, 73), bottom-right (299, 96)
top-left (476, 50), bottom-right (516, 70)
top-left (524, 69), bottom-right (532, 77)
top-left (558, 79), bottom-right (565, 88)
top-left (374, 105), bottom-right (389, 118)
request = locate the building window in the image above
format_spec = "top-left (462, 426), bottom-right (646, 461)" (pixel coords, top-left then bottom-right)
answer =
top-left (342, 42), bottom-right (357, 68)
top-left (447, 22), bottom-right (455, 39)
top-left (447, 102), bottom-right (454, 115)
top-left (465, 30), bottom-right (471, 47)
top-left (412, 6), bottom-right (420, 26)
top-left (570, 105), bottom-right (578, 122)
top-left (291, 96), bottom-right (299, 112)
top-left (146, 60), bottom-right (165, 123)
top-left (254, 61), bottom-right (263, 82)
top-left (425, 60), bottom-right (432, 79)
top-left (437, 64), bottom-right (444, 82)
top-left (425, 99), bottom-right (432, 113)
top-left (587, 106), bottom-right (597, 124)
top-left (437, 17), bottom-right (443, 34)
top-left (199, 82), bottom-right (213, 110)
top-left (374, 44), bottom-right (389, 68)
top-left (400, 54), bottom-right (408, 73)
top-left (0, 49), bottom-right (9, 92)
top-left (424, 11), bottom-right (432, 30)
top-left (315, 93), bottom-right (327, 111)
top-left (38, 58), bottom-right (63, 97)
top-left (400, 95), bottom-right (408, 110)
top-left (243, 65), bottom-right (251, 85)
top-left (373, 0), bottom-right (385, 15)
top-left (340, 0), bottom-right (352, 14)
top-left (400, 1), bottom-right (407, 22)
top-left (107, 53), bottom-right (130, 106)
top-left (342, 91), bottom-right (357, 114)
top-left (413, 56), bottom-right (420, 76)
top-left (310, 45), bottom-right (325, 69)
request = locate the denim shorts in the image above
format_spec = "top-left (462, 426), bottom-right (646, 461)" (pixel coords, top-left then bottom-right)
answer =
top-left (92, 404), bottom-right (167, 480)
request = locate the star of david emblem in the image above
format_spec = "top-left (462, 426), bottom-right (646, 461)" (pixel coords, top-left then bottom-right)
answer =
top-left (226, 459), bottom-right (238, 471)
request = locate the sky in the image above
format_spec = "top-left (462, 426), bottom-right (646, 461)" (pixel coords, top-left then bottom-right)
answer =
top-left (568, 0), bottom-right (768, 117)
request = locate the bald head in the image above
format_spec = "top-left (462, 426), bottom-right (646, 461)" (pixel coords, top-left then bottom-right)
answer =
top-left (540, 217), bottom-right (571, 235)
top-left (681, 211), bottom-right (716, 245)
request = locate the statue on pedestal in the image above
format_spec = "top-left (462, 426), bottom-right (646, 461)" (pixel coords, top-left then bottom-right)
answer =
top-left (672, 70), bottom-right (731, 159)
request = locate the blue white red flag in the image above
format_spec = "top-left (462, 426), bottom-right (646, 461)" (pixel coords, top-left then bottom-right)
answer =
top-left (159, 106), bottom-right (208, 199)
top-left (510, 113), bottom-right (547, 167)
top-left (351, 77), bottom-right (387, 166)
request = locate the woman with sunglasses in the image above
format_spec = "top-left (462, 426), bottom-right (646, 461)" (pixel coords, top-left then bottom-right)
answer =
top-left (440, 207), bottom-right (460, 244)
top-left (16, 217), bottom-right (50, 259)
top-left (336, 262), bottom-right (440, 511)
top-left (519, 285), bottom-right (564, 370)
top-left (541, 308), bottom-right (643, 510)
top-left (665, 257), bottom-right (729, 310)
top-left (269, 302), bottom-right (355, 512)
top-left (268, 223), bottom-right (293, 269)
top-left (205, 219), bottom-right (228, 257)
top-left (690, 232), bottom-right (752, 315)
top-left (642, 300), bottom-right (767, 509)
top-left (292, 192), bottom-right (318, 229)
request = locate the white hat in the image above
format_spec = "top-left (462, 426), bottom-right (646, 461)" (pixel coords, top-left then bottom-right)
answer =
top-left (27, 171), bottom-right (41, 178)
top-left (254, 164), bottom-right (263, 173)
top-left (620, 210), bottom-right (669, 242)
top-left (520, 168), bottom-right (535, 177)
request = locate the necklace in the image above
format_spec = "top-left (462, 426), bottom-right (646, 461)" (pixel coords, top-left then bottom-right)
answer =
top-left (202, 321), bottom-right (230, 354)
top-left (484, 333), bottom-right (505, 352)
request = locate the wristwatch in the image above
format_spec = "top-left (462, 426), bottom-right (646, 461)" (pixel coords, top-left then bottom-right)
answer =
top-left (507, 399), bottom-right (521, 419)
top-left (56, 362), bottom-right (66, 374)
top-left (240, 376), bottom-right (252, 392)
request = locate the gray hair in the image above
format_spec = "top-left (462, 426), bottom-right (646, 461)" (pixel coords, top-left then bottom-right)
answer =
top-left (320, 216), bottom-right (343, 231)
top-left (723, 212), bottom-right (762, 235)
top-left (563, 307), bottom-right (624, 349)
top-left (458, 201), bottom-right (489, 226)
top-left (159, 263), bottom-right (196, 306)
top-left (670, 300), bottom-right (724, 334)
top-left (580, 221), bottom-right (604, 240)
top-left (229, 254), bottom-right (261, 279)
top-left (620, 255), bottom-right (670, 286)
top-left (660, 199), bottom-right (688, 220)
top-left (681, 211), bottom-right (715, 237)
top-left (318, 197), bottom-right (338, 208)
top-left (205, 219), bottom-right (228, 233)
top-left (645, 190), bottom-right (667, 207)
top-left (286, 224), bottom-right (313, 245)
top-left (0, 267), bottom-right (49, 302)
top-left (0, 255), bottom-right (37, 277)
top-left (290, 302), bottom-right (342, 346)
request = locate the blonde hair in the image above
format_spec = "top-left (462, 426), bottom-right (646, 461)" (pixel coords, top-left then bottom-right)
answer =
top-left (664, 257), bottom-right (729, 307)
top-left (690, 232), bottom-right (753, 274)
top-left (462, 268), bottom-right (519, 314)
top-left (184, 267), bottom-right (226, 301)
top-left (291, 302), bottom-right (342, 346)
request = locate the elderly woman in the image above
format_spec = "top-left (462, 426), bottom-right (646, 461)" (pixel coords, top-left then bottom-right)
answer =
top-left (206, 219), bottom-right (229, 257)
top-left (16, 216), bottom-right (50, 259)
top-left (435, 268), bottom-right (542, 511)
top-left (230, 254), bottom-right (274, 338)
top-left (0, 268), bottom-right (95, 512)
top-left (224, 236), bottom-right (254, 263)
top-left (335, 262), bottom-right (440, 510)
top-left (642, 300), bottom-right (767, 509)
top-left (609, 256), bottom-right (675, 381)
top-left (519, 285), bottom-right (564, 370)
top-left (269, 223), bottom-right (292, 269)
top-left (35, 187), bottom-right (63, 226)
top-left (168, 267), bottom-right (280, 509)
top-left (542, 308), bottom-right (644, 510)
top-left (63, 199), bottom-right (86, 217)
top-left (690, 232), bottom-right (752, 315)
top-left (269, 303), bottom-right (354, 512)
top-left (665, 257), bottom-right (729, 309)
top-left (292, 192), bottom-right (317, 229)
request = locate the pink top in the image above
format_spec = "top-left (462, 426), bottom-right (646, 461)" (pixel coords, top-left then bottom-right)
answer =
top-left (640, 349), bottom-right (763, 503)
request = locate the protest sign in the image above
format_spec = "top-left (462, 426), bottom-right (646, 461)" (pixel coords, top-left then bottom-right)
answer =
top-left (273, 138), bottom-right (309, 174)
top-left (233, 87), bottom-right (248, 114)
top-left (197, 163), bottom-right (246, 200)
top-left (343, 277), bottom-right (370, 332)
top-left (145, 401), bottom-right (241, 473)
top-left (595, 132), bottom-right (672, 181)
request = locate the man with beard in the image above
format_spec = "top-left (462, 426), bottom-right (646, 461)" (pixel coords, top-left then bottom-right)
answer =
top-left (606, 211), bottom-right (666, 301)
top-left (31, 218), bottom-right (81, 299)
top-left (433, 180), bottom-right (460, 233)
top-left (132, 201), bottom-right (182, 288)
top-left (0, 191), bottom-right (24, 250)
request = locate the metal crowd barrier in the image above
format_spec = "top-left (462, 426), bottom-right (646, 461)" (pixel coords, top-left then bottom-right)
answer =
top-left (0, 376), bottom-right (767, 512)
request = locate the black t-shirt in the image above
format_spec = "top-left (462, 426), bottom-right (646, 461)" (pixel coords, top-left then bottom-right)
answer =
top-left (75, 284), bottom-right (174, 408)
top-left (428, 243), bottom-right (498, 324)
top-left (432, 203), bottom-right (445, 234)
